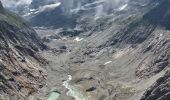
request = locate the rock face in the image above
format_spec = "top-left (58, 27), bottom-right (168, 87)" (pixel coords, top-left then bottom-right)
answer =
top-left (0, 2), bottom-right (47, 99)
top-left (140, 71), bottom-right (170, 100)
top-left (137, 1), bottom-right (170, 99)
top-left (134, 0), bottom-right (170, 78)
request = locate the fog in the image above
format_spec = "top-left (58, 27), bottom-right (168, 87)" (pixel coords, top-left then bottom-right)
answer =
top-left (1, 0), bottom-right (128, 9)
top-left (1, 0), bottom-right (32, 7)
top-left (59, 0), bottom-right (129, 16)
top-left (1, 0), bottom-right (129, 17)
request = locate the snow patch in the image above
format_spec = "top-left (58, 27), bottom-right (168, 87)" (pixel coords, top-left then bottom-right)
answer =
top-left (118, 4), bottom-right (128, 11)
top-left (37, 2), bottom-right (61, 13)
top-left (52, 39), bottom-right (58, 41)
top-left (104, 61), bottom-right (112, 65)
top-left (159, 33), bottom-right (163, 37)
top-left (24, 2), bottom-right (61, 16)
top-left (74, 37), bottom-right (83, 42)
top-left (68, 75), bottom-right (72, 81)
top-left (63, 75), bottom-right (87, 100)
top-left (41, 2), bottom-right (61, 10)
top-left (62, 37), bottom-right (67, 40)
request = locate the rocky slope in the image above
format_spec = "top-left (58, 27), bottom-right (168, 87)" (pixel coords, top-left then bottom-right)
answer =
top-left (33, 0), bottom-right (169, 100)
top-left (141, 71), bottom-right (170, 100)
top-left (1, 0), bottom-right (170, 100)
top-left (0, 1), bottom-right (47, 100)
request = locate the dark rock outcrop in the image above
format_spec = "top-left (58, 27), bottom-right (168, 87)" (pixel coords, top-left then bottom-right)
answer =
top-left (141, 71), bottom-right (170, 100)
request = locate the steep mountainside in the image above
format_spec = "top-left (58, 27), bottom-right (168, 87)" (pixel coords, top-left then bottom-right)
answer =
top-left (141, 71), bottom-right (170, 100)
top-left (0, 2), bottom-right (47, 100)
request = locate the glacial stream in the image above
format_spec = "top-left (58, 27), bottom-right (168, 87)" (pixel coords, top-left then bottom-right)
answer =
top-left (62, 75), bottom-right (87, 100)
top-left (47, 75), bottom-right (87, 100)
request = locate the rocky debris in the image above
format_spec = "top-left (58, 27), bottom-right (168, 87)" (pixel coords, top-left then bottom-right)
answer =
top-left (135, 30), bottom-right (170, 78)
top-left (104, 19), bottom-right (156, 48)
top-left (42, 37), bottom-right (51, 43)
top-left (41, 29), bottom-right (83, 43)
top-left (51, 47), bottom-right (67, 55)
top-left (61, 1), bottom-right (169, 99)
top-left (92, 1), bottom-right (169, 79)
top-left (58, 29), bottom-right (83, 37)
top-left (140, 70), bottom-right (170, 100)
top-left (14, 0), bottom-right (169, 100)
top-left (86, 87), bottom-right (96, 92)
top-left (0, 2), bottom-right (47, 99)
top-left (134, 0), bottom-right (170, 79)
top-left (42, 34), bottom-right (61, 43)
top-left (134, 3), bottom-right (170, 78)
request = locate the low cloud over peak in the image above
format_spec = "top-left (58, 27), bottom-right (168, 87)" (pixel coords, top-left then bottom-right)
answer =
top-left (1, 0), bottom-right (32, 7)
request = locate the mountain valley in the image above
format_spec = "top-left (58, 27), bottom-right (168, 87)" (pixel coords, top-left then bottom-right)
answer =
top-left (0, 0), bottom-right (170, 100)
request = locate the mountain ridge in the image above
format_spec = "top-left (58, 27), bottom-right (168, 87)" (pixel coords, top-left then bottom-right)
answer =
top-left (0, 1), bottom-right (47, 99)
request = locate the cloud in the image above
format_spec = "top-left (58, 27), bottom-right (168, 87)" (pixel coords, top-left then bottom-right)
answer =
top-left (58, 0), bottom-right (129, 17)
top-left (1, 0), bottom-right (129, 18)
top-left (1, 0), bottom-right (32, 8)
